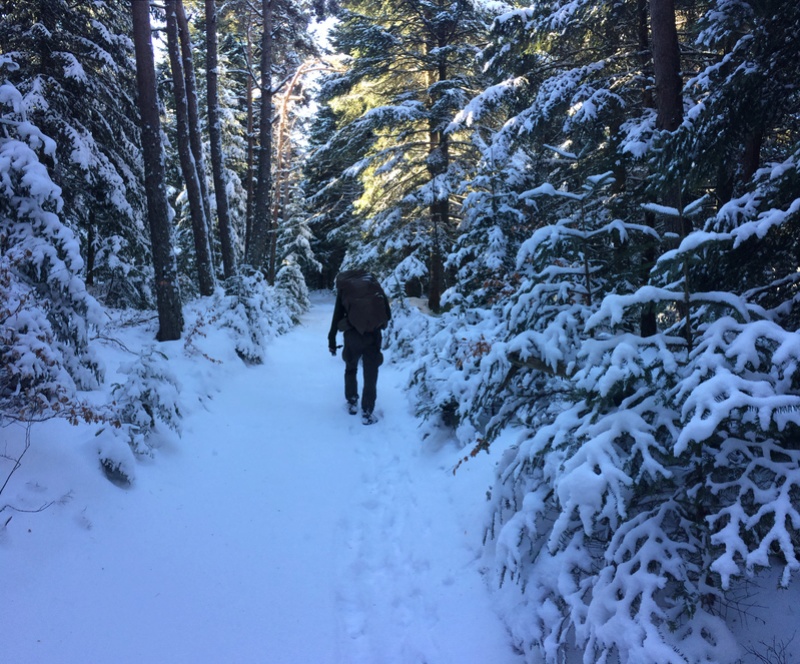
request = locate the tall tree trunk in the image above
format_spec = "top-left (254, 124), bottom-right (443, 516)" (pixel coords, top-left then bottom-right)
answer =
top-left (244, 5), bottom-right (256, 253)
top-left (715, 128), bottom-right (763, 207)
top-left (270, 79), bottom-right (291, 285)
top-left (38, 0), bottom-right (55, 74)
top-left (206, 0), bottom-right (237, 279)
top-left (649, 0), bottom-right (685, 233)
top-left (739, 128), bottom-right (763, 186)
top-left (639, 0), bottom-right (657, 337)
top-left (425, 36), bottom-right (449, 313)
top-left (245, 0), bottom-right (273, 272)
top-left (650, 0), bottom-right (683, 133)
top-left (86, 210), bottom-right (96, 286)
top-left (638, 0), bottom-right (655, 109)
top-left (269, 63), bottom-right (306, 284)
top-left (165, 0), bottom-right (216, 296)
top-left (176, 0), bottom-right (213, 237)
top-left (650, 0), bottom-right (690, 347)
top-left (130, 0), bottom-right (183, 341)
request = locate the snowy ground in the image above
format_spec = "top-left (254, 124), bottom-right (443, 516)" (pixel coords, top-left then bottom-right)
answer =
top-left (5, 293), bottom-right (799, 664)
top-left (2, 294), bottom-right (523, 664)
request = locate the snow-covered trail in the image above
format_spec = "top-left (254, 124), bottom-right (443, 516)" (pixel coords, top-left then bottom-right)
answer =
top-left (3, 295), bottom-right (522, 663)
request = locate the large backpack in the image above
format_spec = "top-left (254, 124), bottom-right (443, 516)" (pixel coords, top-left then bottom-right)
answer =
top-left (336, 270), bottom-right (389, 335)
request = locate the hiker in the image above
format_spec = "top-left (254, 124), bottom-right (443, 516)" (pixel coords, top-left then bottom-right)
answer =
top-left (328, 269), bottom-right (392, 425)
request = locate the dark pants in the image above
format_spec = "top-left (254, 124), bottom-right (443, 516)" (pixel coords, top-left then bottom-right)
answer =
top-left (342, 328), bottom-right (383, 414)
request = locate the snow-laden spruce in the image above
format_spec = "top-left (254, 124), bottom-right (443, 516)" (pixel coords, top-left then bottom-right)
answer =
top-left (390, 152), bottom-right (800, 663)
top-left (0, 63), bottom-right (103, 425)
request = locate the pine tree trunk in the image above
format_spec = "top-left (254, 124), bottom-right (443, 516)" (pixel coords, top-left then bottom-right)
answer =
top-left (206, 0), bottom-right (237, 279)
top-left (269, 63), bottom-right (305, 284)
top-left (165, 0), bottom-right (216, 296)
top-left (650, 0), bottom-right (690, 347)
top-left (425, 36), bottom-right (449, 313)
top-left (269, 87), bottom-right (289, 285)
top-left (650, 0), bottom-right (683, 133)
top-left (244, 8), bottom-right (256, 254)
top-left (131, 0), bottom-right (183, 341)
top-left (649, 0), bottom-right (686, 233)
top-left (86, 211), bottom-right (96, 286)
top-left (245, 0), bottom-right (273, 273)
top-left (176, 0), bottom-right (214, 238)
top-left (649, 0), bottom-right (686, 234)
top-left (428, 231), bottom-right (444, 312)
top-left (739, 128), bottom-right (763, 186)
top-left (639, 0), bottom-right (657, 337)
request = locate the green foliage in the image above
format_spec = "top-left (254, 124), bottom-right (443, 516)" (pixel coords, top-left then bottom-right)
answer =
top-left (112, 348), bottom-right (183, 456)
top-left (387, 0), bottom-right (800, 660)
top-left (276, 259), bottom-right (311, 323)
top-left (1, 60), bottom-right (103, 423)
top-left (0, 0), bottom-right (153, 308)
top-left (304, 0), bottom-right (490, 294)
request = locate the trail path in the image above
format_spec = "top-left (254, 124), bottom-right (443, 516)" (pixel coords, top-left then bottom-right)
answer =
top-left (4, 295), bottom-right (522, 663)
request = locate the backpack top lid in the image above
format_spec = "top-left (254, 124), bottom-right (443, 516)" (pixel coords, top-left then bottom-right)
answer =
top-left (335, 269), bottom-right (372, 288)
top-left (336, 270), bottom-right (388, 334)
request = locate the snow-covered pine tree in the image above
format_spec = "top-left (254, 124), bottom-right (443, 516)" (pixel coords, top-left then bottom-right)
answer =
top-left (303, 102), bottom-right (369, 288)
top-left (212, 271), bottom-right (294, 364)
top-left (271, 59), bottom-right (324, 288)
top-left (443, 130), bottom-right (532, 312)
top-left (399, 0), bottom-right (668, 438)
top-left (0, 0), bottom-right (153, 308)
top-left (470, 1), bottom-right (800, 660)
top-left (111, 347), bottom-right (183, 457)
top-left (275, 257), bottom-right (311, 324)
top-left (1, 59), bottom-right (102, 424)
top-left (495, 195), bottom-right (800, 661)
top-left (277, 158), bottom-right (323, 289)
top-left (305, 0), bottom-right (489, 306)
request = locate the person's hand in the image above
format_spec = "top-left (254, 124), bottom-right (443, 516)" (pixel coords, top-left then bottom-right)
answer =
top-left (329, 346), bottom-right (337, 356)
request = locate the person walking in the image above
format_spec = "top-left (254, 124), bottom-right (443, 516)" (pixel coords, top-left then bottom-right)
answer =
top-left (328, 270), bottom-right (392, 425)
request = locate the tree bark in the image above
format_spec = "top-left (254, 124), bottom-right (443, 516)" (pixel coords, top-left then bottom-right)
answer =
top-left (425, 30), bottom-right (450, 312)
top-left (244, 7), bottom-right (256, 253)
top-left (715, 127), bottom-right (763, 207)
top-left (245, 0), bottom-right (273, 272)
top-left (130, 0), bottom-right (183, 341)
top-left (270, 71), bottom-right (295, 285)
top-left (650, 0), bottom-right (691, 347)
top-left (649, 0), bottom-right (685, 237)
top-left (639, 0), bottom-right (657, 337)
top-left (649, 0), bottom-right (683, 133)
top-left (739, 127), bottom-right (763, 186)
top-left (165, 0), bottom-right (216, 296)
top-left (86, 211), bottom-right (96, 286)
top-left (269, 62), bottom-right (309, 283)
top-left (176, 0), bottom-right (214, 237)
top-left (206, 0), bottom-right (237, 279)
top-left (649, 0), bottom-right (685, 233)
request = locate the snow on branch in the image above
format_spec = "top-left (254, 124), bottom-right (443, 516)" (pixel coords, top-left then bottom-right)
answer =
top-left (586, 286), bottom-right (754, 329)
top-left (449, 77), bottom-right (526, 130)
top-left (358, 100), bottom-right (426, 126)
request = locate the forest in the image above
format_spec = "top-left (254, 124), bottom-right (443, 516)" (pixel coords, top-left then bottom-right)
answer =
top-left (2, 0), bottom-right (800, 662)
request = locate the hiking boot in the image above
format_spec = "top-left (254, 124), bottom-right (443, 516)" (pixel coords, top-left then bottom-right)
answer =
top-left (347, 401), bottom-right (358, 415)
top-left (362, 411), bottom-right (377, 425)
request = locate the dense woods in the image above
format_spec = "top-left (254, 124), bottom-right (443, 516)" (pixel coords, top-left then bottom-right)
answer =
top-left (3, 0), bottom-right (800, 661)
